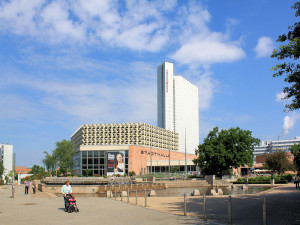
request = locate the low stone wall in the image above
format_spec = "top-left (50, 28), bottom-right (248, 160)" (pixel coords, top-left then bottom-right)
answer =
top-left (205, 175), bottom-right (215, 186)
top-left (39, 183), bottom-right (166, 195)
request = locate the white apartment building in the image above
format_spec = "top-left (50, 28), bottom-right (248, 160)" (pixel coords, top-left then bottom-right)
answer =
top-left (157, 61), bottom-right (199, 154)
top-left (0, 143), bottom-right (13, 178)
top-left (254, 136), bottom-right (300, 158)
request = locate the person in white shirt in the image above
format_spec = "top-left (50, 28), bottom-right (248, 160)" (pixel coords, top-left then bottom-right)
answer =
top-left (61, 180), bottom-right (73, 210)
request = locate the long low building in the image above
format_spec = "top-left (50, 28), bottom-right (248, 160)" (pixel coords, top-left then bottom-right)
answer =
top-left (71, 123), bottom-right (197, 176)
top-left (253, 136), bottom-right (300, 159)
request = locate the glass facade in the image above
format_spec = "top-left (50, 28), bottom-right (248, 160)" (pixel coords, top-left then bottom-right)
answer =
top-left (148, 165), bottom-right (197, 174)
top-left (81, 150), bottom-right (128, 176)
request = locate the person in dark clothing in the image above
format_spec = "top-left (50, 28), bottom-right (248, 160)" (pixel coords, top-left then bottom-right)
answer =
top-left (24, 179), bottom-right (29, 194)
top-left (295, 174), bottom-right (299, 189)
top-left (32, 180), bottom-right (36, 194)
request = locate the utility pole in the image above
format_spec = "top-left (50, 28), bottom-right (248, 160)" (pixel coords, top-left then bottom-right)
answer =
top-left (12, 153), bottom-right (15, 198)
top-left (185, 129), bottom-right (187, 178)
top-left (150, 147), bottom-right (152, 174)
top-left (168, 147), bottom-right (171, 175)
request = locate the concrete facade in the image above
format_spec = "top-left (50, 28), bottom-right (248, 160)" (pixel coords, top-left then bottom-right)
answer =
top-left (157, 61), bottom-right (199, 154)
top-left (71, 123), bottom-right (179, 173)
top-left (0, 143), bottom-right (13, 178)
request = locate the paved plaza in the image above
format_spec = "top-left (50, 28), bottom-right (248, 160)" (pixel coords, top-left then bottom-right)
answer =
top-left (1, 184), bottom-right (300, 225)
top-left (0, 185), bottom-right (208, 225)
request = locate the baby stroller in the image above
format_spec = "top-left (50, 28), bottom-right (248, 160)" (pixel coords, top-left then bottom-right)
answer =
top-left (64, 194), bottom-right (79, 213)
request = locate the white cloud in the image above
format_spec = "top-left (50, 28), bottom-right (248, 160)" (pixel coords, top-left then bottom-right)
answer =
top-left (1, 61), bottom-right (157, 124)
top-left (254, 36), bottom-right (274, 58)
top-left (170, 2), bottom-right (245, 68)
top-left (276, 91), bottom-right (288, 102)
top-left (0, 0), bottom-right (246, 57)
top-left (0, 0), bottom-right (172, 51)
top-left (172, 37), bottom-right (245, 66)
top-left (195, 73), bottom-right (217, 110)
top-left (282, 112), bottom-right (300, 137)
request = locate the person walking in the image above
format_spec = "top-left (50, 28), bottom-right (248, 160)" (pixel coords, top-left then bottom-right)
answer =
top-left (295, 174), bottom-right (299, 189)
top-left (24, 179), bottom-right (29, 195)
top-left (32, 180), bottom-right (36, 194)
top-left (61, 180), bottom-right (73, 210)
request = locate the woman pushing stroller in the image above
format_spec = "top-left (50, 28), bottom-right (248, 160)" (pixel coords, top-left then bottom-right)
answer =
top-left (61, 180), bottom-right (79, 213)
top-left (62, 180), bottom-right (72, 209)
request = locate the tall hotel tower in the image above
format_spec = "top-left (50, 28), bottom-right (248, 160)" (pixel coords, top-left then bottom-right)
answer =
top-left (157, 61), bottom-right (199, 154)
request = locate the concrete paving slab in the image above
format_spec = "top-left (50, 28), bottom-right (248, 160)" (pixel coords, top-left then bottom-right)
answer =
top-left (0, 185), bottom-right (213, 225)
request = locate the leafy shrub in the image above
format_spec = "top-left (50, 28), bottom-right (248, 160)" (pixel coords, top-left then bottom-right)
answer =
top-left (129, 171), bottom-right (136, 176)
top-left (233, 175), bottom-right (291, 184)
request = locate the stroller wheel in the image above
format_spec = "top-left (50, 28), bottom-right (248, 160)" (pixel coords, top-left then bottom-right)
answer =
top-left (77, 208), bottom-right (79, 212)
top-left (68, 208), bottom-right (72, 213)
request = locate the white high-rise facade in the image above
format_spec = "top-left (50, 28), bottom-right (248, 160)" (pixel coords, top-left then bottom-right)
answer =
top-left (0, 143), bottom-right (13, 178)
top-left (157, 61), bottom-right (199, 154)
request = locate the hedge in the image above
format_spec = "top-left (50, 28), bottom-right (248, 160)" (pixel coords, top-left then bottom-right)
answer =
top-left (233, 174), bottom-right (292, 184)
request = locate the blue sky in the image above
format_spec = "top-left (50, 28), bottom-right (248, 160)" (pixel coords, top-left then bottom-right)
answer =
top-left (0, 0), bottom-right (299, 167)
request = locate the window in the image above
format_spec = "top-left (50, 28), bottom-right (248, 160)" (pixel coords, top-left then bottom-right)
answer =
top-left (94, 158), bottom-right (99, 164)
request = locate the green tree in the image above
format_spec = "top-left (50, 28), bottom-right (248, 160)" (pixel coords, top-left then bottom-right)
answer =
top-left (0, 161), bottom-right (4, 179)
top-left (29, 165), bottom-right (45, 175)
top-left (193, 127), bottom-right (260, 176)
top-left (42, 151), bottom-right (56, 173)
top-left (53, 140), bottom-right (75, 176)
top-left (264, 151), bottom-right (294, 174)
top-left (271, 2), bottom-right (300, 111)
top-left (290, 143), bottom-right (300, 172)
top-left (170, 167), bottom-right (180, 173)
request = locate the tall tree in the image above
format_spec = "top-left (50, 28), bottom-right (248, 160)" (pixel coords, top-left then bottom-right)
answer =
top-left (0, 161), bottom-right (4, 179)
top-left (193, 127), bottom-right (260, 176)
top-left (264, 151), bottom-right (293, 174)
top-left (29, 165), bottom-right (45, 175)
top-left (42, 151), bottom-right (56, 173)
top-left (271, 2), bottom-right (300, 111)
top-left (290, 144), bottom-right (300, 172)
top-left (53, 140), bottom-right (75, 175)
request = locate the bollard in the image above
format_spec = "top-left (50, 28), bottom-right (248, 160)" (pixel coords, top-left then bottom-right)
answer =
top-left (184, 194), bottom-right (187, 216)
top-left (203, 194), bottom-right (207, 221)
top-left (110, 185), bottom-right (112, 198)
top-left (127, 187), bottom-right (130, 203)
top-left (263, 197), bottom-right (267, 225)
top-left (145, 190), bottom-right (147, 207)
top-left (121, 185), bottom-right (123, 201)
top-left (114, 186), bottom-right (117, 199)
top-left (135, 186), bottom-right (138, 205)
top-left (228, 196), bottom-right (232, 225)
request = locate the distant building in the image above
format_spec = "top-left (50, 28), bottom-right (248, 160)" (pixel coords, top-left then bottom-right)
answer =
top-left (15, 166), bottom-right (31, 174)
top-left (157, 61), bottom-right (199, 154)
top-left (254, 136), bottom-right (300, 160)
top-left (0, 143), bottom-right (13, 177)
top-left (70, 123), bottom-right (197, 176)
